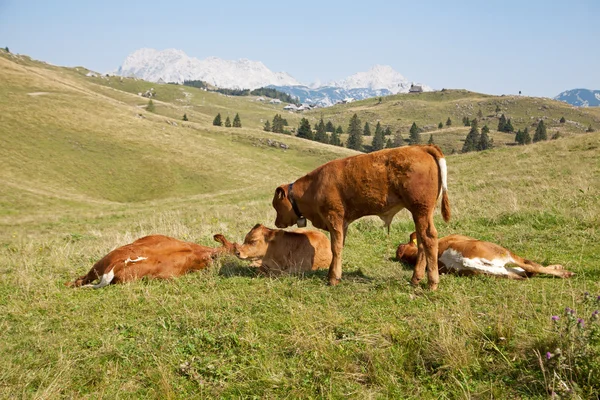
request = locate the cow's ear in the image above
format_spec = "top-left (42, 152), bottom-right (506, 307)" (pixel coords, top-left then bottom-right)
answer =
top-left (275, 186), bottom-right (287, 200)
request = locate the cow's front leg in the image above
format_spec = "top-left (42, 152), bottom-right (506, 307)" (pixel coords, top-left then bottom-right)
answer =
top-left (327, 221), bottom-right (345, 286)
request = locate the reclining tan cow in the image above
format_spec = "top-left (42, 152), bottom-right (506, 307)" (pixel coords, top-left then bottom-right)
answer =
top-left (66, 234), bottom-right (234, 288)
top-left (396, 232), bottom-right (574, 279)
top-left (220, 224), bottom-right (332, 275)
top-left (272, 145), bottom-right (450, 289)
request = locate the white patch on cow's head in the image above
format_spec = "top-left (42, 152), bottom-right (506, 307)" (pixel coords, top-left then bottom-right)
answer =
top-left (82, 268), bottom-right (115, 289)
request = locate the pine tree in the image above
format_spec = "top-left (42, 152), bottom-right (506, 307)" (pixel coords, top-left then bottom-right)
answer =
top-left (385, 138), bottom-right (394, 148)
top-left (522, 127), bottom-right (532, 144)
top-left (477, 109), bottom-right (483, 119)
top-left (297, 118), bottom-right (313, 140)
top-left (233, 113), bottom-right (242, 127)
top-left (325, 121), bottom-right (335, 132)
top-left (336, 125), bottom-right (343, 134)
top-left (330, 129), bottom-right (342, 146)
top-left (4, 47), bottom-right (9, 53)
top-left (462, 125), bottom-right (480, 153)
top-left (533, 120), bottom-right (547, 142)
top-left (363, 122), bottom-right (371, 136)
top-left (470, 119), bottom-right (478, 129)
top-left (182, 113), bottom-right (188, 121)
top-left (346, 114), bottom-right (363, 151)
top-left (146, 99), bottom-right (155, 113)
top-left (504, 118), bottom-right (514, 132)
top-left (482, 125), bottom-right (490, 135)
top-left (272, 114), bottom-right (288, 133)
top-left (263, 120), bottom-right (271, 132)
top-left (428, 134), bottom-right (435, 145)
top-left (560, 116), bottom-right (566, 123)
top-left (446, 117), bottom-right (452, 127)
top-left (497, 114), bottom-right (507, 132)
top-left (438, 122), bottom-right (443, 129)
top-left (371, 124), bottom-right (385, 152)
top-left (213, 113), bottom-right (222, 126)
top-left (462, 116), bottom-right (470, 127)
top-left (314, 118), bottom-right (328, 143)
top-left (409, 122), bottom-right (420, 145)
top-left (477, 130), bottom-right (492, 151)
top-left (515, 129), bottom-right (523, 145)
top-left (384, 127), bottom-right (392, 136)
top-left (225, 116), bottom-right (231, 127)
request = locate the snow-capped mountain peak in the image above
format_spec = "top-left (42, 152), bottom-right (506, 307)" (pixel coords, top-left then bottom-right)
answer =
top-left (327, 64), bottom-right (411, 93)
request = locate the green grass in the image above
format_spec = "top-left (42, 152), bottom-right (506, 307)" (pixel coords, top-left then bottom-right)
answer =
top-left (1, 50), bottom-right (600, 398)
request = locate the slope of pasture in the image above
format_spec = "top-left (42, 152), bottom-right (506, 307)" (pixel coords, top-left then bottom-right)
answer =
top-left (310, 89), bottom-right (600, 153)
top-left (0, 52), bottom-right (355, 230)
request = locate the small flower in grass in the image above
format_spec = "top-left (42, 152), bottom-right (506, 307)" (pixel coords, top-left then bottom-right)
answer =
top-left (546, 352), bottom-right (552, 360)
top-left (577, 318), bottom-right (585, 328)
top-left (551, 315), bottom-right (560, 322)
top-left (597, 295), bottom-right (600, 302)
top-left (592, 310), bottom-right (599, 320)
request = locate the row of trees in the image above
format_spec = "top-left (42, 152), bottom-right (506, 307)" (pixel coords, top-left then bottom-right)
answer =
top-left (213, 113), bottom-right (242, 127)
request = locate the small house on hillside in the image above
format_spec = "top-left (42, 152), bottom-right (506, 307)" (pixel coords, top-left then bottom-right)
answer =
top-left (409, 84), bottom-right (423, 94)
top-left (283, 104), bottom-right (298, 111)
top-left (342, 97), bottom-right (355, 104)
top-left (270, 99), bottom-right (282, 104)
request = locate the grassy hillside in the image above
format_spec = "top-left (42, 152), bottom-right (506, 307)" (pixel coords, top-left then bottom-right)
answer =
top-left (1, 50), bottom-right (600, 398)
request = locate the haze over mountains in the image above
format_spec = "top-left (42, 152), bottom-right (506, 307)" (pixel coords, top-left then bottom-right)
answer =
top-left (115, 48), bottom-right (432, 106)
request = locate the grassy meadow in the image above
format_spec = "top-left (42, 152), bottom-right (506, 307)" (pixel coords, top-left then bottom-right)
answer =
top-left (1, 49), bottom-right (600, 398)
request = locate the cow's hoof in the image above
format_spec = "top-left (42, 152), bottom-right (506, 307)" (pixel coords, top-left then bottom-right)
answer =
top-left (410, 278), bottom-right (421, 287)
top-left (428, 282), bottom-right (439, 291)
top-left (328, 278), bottom-right (341, 286)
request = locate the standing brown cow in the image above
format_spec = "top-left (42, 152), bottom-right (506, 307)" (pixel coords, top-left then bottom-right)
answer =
top-left (272, 145), bottom-right (450, 289)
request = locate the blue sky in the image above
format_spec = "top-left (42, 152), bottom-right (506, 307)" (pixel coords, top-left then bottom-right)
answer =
top-left (1, 0), bottom-right (598, 97)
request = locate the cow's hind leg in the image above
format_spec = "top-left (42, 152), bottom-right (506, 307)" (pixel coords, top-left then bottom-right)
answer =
top-left (412, 212), bottom-right (439, 290)
top-left (327, 219), bottom-right (345, 286)
top-left (510, 256), bottom-right (574, 278)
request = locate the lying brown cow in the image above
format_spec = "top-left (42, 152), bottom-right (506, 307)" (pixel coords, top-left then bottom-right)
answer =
top-left (272, 145), bottom-right (450, 289)
top-left (396, 232), bottom-right (574, 279)
top-left (222, 224), bottom-right (332, 275)
top-left (66, 234), bottom-right (234, 288)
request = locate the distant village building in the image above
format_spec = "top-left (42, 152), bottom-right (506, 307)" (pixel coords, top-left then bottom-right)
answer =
top-left (270, 99), bottom-right (282, 104)
top-left (409, 84), bottom-right (423, 94)
top-left (342, 97), bottom-right (355, 104)
top-left (157, 78), bottom-right (166, 84)
top-left (283, 104), bottom-right (298, 111)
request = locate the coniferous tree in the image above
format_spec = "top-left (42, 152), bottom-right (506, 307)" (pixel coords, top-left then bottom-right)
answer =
top-left (336, 125), bottom-right (343, 134)
top-left (522, 127), bottom-right (532, 144)
top-left (470, 119), bottom-right (478, 129)
top-left (225, 116), bottom-right (231, 127)
top-left (233, 113), bottom-right (241, 127)
top-left (481, 125), bottom-right (490, 135)
top-left (212, 113), bottom-right (222, 126)
top-left (325, 121), bottom-right (335, 132)
top-left (4, 47), bottom-right (9, 53)
top-left (428, 134), bottom-right (435, 145)
top-left (462, 124), bottom-right (480, 153)
top-left (438, 122), bottom-right (443, 129)
top-left (346, 114), bottom-right (363, 151)
top-left (314, 118), bottom-right (328, 143)
top-left (477, 109), bottom-right (483, 119)
top-left (560, 116), bottom-right (566, 123)
top-left (533, 120), bottom-right (547, 142)
top-left (446, 117), bottom-right (452, 127)
top-left (504, 118), bottom-right (514, 132)
top-left (297, 118), bottom-right (313, 140)
top-left (515, 129), bottom-right (524, 145)
top-left (477, 130), bottom-right (492, 150)
top-left (263, 120), bottom-right (271, 132)
top-left (371, 124), bottom-right (385, 152)
top-left (384, 127), bottom-right (392, 136)
top-left (385, 138), bottom-right (394, 148)
top-left (462, 116), bottom-right (471, 127)
top-left (363, 122), bottom-right (371, 136)
top-left (409, 122), bottom-right (420, 145)
top-left (182, 113), bottom-right (188, 121)
top-left (330, 129), bottom-right (342, 146)
top-left (272, 114), bottom-right (287, 133)
top-left (146, 99), bottom-right (156, 113)
top-left (497, 114), bottom-right (507, 132)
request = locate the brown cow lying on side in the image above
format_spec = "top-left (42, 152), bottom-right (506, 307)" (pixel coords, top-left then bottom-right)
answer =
top-left (220, 224), bottom-right (332, 275)
top-left (272, 145), bottom-right (450, 289)
top-left (396, 232), bottom-right (574, 279)
top-left (66, 234), bottom-right (234, 288)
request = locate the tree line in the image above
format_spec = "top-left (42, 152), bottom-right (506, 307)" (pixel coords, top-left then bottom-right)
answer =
top-left (182, 81), bottom-right (295, 102)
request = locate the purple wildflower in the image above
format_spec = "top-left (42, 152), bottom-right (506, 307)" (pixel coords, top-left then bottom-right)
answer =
top-left (577, 318), bottom-right (585, 328)
top-left (592, 311), bottom-right (599, 320)
top-left (546, 352), bottom-right (552, 360)
top-left (551, 315), bottom-right (560, 321)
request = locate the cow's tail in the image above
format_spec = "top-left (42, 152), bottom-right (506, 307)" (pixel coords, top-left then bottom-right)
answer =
top-left (425, 145), bottom-right (451, 222)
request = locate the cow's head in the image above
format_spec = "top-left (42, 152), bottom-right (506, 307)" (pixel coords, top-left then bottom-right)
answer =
top-left (272, 184), bottom-right (297, 228)
top-left (235, 224), bottom-right (275, 260)
top-left (395, 232), bottom-right (419, 266)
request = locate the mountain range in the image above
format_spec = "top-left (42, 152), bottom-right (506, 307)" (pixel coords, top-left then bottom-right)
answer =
top-left (554, 88), bottom-right (600, 107)
top-left (115, 48), bottom-right (432, 106)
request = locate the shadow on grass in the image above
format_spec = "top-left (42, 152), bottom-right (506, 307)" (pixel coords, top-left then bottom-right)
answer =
top-left (218, 259), bottom-right (374, 283)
